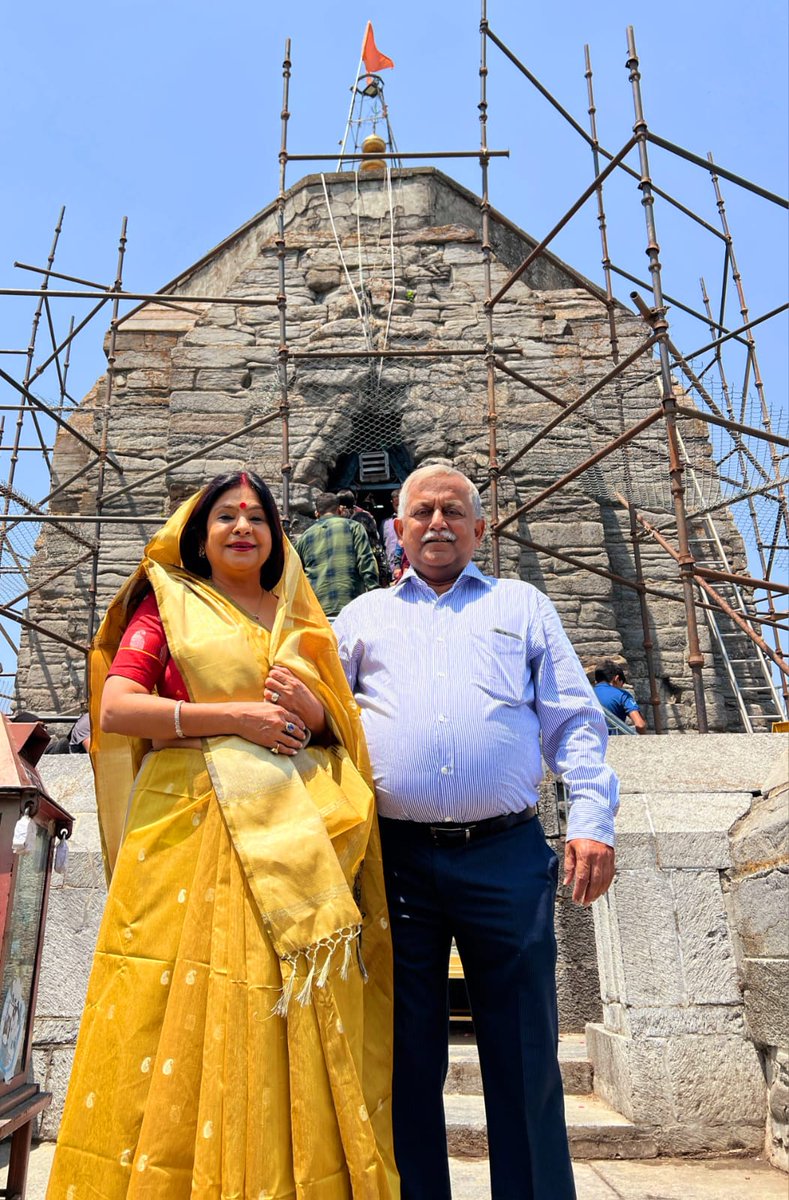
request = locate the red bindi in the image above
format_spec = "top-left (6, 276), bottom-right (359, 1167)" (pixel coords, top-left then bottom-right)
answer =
top-left (239, 501), bottom-right (248, 509)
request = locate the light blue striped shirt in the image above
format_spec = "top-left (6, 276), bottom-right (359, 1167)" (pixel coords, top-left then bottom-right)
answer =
top-left (333, 563), bottom-right (619, 845)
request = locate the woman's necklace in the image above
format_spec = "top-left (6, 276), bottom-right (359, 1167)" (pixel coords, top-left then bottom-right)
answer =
top-left (210, 579), bottom-right (266, 623)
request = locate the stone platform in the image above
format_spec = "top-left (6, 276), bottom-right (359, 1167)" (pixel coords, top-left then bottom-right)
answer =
top-left (13, 1138), bottom-right (787, 1199)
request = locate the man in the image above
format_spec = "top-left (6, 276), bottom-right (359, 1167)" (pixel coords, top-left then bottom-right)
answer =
top-left (337, 487), bottom-right (392, 587)
top-left (382, 487), bottom-right (402, 576)
top-left (333, 465), bottom-right (618, 1200)
top-left (593, 660), bottom-right (647, 734)
top-left (295, 491), bottom-right (378, 618)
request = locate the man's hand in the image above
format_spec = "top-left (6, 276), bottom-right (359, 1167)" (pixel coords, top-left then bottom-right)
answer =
top-left (563, 839), bottom-right (615, 906)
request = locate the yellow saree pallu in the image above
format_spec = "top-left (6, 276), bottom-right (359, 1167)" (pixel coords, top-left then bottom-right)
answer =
top-left (47, 497), bottom-right (398, 1200)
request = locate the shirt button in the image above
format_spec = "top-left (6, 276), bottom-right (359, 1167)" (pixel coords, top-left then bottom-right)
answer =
top-left (441, 765), bottom-right (453, 775)
top-left (438, 714), bottom-right (447, 723)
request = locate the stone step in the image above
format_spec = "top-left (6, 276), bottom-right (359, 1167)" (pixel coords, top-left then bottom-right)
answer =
top-left (446, 1033), bottom-right (593, 1096)
top-left (445, 1091), bottom-right (658, 1161)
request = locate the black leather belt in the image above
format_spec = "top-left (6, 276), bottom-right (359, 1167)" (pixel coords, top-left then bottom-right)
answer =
top-left (380, 807), bottom-right (538, 847)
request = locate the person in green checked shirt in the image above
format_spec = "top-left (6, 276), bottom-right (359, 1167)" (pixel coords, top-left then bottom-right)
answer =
top-left (295, 491), bottom-right (379, 619)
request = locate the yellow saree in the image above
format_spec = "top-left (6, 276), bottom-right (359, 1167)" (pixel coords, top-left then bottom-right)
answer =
top-left (47, 495), bottom-right (398, 1199)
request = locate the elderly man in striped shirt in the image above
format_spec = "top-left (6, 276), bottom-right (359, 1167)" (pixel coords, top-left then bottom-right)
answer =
top-left (334, 464), bottom-right (618, 1200)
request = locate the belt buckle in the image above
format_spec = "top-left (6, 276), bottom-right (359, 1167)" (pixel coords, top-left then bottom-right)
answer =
top-left (429, 824), bottom-right (472, 846)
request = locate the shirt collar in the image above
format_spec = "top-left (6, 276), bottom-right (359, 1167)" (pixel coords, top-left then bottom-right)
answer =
top-left (394, 560), bottom-right (492, 598)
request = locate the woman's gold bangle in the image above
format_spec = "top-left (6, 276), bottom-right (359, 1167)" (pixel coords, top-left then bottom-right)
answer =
top-left (174, 700), bottom-right (186, 739)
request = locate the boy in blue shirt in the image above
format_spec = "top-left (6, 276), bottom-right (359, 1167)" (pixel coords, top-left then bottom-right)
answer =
top-left (594, 660), bottom-right (647, 734)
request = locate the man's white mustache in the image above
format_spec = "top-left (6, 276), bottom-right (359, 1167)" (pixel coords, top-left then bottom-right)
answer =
top-left (421, 532), bottom-right (457, 544)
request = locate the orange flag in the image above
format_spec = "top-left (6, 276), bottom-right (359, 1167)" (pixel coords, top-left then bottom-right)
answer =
top-left (361, 21), bottom-right (394, 75)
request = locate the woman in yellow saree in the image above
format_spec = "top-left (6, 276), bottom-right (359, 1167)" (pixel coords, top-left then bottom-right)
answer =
top-left (47, 471), bottom-right (398, 1200)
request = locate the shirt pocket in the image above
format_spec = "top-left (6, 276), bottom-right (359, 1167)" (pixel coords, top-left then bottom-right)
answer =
top-left (471, 630), bottom-right (527, 705)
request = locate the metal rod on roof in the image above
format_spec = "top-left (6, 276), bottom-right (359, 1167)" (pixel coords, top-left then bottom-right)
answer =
top-left (495, 406), bottom-right (665, 529)
top-left (277, 38), bottom-right (293, 526)
top-left (0, 603), bottom-right (86, 654)
top-left (708, 156), bottom-right (789, 548)
top-left (0, 207), bottom-right (65, 569)
top-left (27, 294), bottom-right (111, 385)
top-left (584, 45), bottom-right (619, 364)
top-left (59, 314), bottom-right (75, 420)
top-left (284, 347), bottom-right (508, 359)
top-left (14, 260), bottom-right (110, 290)
top-left (692, 564), bottom-right (789, 596)
top-left (627, 499), bottom-right (664, 732)
top-left (88, 216), bottom-right (127, 641)
top-left (683, 303), bottom-right (789, 361)
top-left (673, 404), bottom-right (789, 450)
top-left (632, 509), bottom-right (789, 678)
top-left (494, 334), bottom-right (659, 478)
top-left (698, 275), bottom-right (788, 708)
top-left (498, 529), bottom-right (682, 603)
top-left (3, 515), bottom-right (166, 523)
top-left (0, 288), bottom-right (278, 306)
top-left (101, 408), bottom-right (281, 505)
top-left (647, 133), bottom-right (789, 209)
top-left (483, 23), bottom-right (727, 242)
top-left (14, 263), bottom-right (209, 319)
top-left (626, 27), bottom-right (707, 733)
top-left (285, 150), bottom-right (510, 161)
top-left (336, 48), bottom-right (365, 171)
top-left (3, 549), bottom-right (95, 609)
top-left (487, 135), bottom-right (638, 308)
top-left (493, 360), bottom-right (567, 408)
top-left (479, 0), bottom-right (500, 576)
top-left (609, 262), bottom-right (751, 347)
top-left (0, 365), bottom-right (123, 471)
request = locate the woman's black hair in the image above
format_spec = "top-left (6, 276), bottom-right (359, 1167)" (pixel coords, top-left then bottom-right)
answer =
top-left (179, 470), bottom-right (285, 591)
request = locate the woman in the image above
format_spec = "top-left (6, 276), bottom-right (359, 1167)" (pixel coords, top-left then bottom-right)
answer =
top-left (47, 471), bottom-right (398, 1199)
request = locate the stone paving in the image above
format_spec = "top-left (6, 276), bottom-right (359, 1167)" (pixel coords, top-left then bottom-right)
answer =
top-left (451, 1155), bottom-right (789, 1197)
top-left (11, 1141), bottom-right (788, 1198)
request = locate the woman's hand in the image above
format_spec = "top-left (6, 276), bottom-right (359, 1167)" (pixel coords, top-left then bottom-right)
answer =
top-left (100, 677), bottom-right (309, 755)
top-left (233, 700), bottom-right (309, 755)
top-left (264, 665), bottom-right (327, 737)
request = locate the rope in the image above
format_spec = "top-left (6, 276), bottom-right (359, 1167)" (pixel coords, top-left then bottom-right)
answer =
top-left (320, 173), bottom-right (369, 342)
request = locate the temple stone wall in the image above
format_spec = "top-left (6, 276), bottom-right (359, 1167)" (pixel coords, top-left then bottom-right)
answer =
top-left (588, 733), bottom-right (788, 1161)
top-left (16, 168), bottom-right (767, 729)
top-left (725, 754), bottom-right (789, 1169)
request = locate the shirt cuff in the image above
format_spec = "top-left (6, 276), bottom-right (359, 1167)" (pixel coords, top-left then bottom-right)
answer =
top-left (565, 797), bottom-right (616, 848)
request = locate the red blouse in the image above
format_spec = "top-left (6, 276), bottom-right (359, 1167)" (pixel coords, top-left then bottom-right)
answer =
top-left (108, 592), bottom-right (190, 701)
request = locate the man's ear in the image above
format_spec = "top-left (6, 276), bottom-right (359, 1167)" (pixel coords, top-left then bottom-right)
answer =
top-left (394, 518), bottom-right (404, 540)
top-left (474, 518), bottom-right (486, 547)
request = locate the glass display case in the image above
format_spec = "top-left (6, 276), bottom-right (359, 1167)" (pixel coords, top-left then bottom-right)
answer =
top-left (0, 716), bottom-right (73, 1199)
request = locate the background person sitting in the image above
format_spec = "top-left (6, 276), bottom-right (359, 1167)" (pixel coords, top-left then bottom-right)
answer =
top-left (593, 659), bottom-right (647, 735)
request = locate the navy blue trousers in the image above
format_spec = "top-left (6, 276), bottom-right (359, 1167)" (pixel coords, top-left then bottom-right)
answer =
top-left (379, 815), bottom-right (576, 1200)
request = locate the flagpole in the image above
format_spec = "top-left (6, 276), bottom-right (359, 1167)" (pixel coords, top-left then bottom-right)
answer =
top-left (337, 52), bottom-right (365, 170)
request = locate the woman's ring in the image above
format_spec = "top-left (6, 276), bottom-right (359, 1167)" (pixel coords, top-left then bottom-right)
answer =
top-left (270, 744), bottom-right (280, 754)
top-left (270, 690), bottom-right (280, 703)
top-left (285, 721), bottom-right (296, 735)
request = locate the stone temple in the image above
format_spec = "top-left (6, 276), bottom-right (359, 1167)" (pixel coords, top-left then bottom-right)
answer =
top-left (16, 167), bottom-right (772, 730)
top-left (17, 167), bottom-right (789, 1170)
